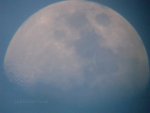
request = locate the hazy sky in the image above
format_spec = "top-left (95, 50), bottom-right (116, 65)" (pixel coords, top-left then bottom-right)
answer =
top-left (0, 0), bottom-right (150, 113)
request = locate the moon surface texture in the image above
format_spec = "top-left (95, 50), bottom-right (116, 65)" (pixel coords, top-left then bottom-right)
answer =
top-left (4, 1), bottom-right (149, 112)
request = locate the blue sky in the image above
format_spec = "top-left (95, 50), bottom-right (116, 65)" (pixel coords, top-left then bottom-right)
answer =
top-left (0, 0), bottom-right (150, 113)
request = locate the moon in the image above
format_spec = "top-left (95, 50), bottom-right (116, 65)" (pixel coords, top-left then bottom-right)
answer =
top-left (4, 0), bottom-right (149, 112)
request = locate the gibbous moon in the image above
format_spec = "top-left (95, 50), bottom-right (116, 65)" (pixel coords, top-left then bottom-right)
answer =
top-left (4, 0), bottom-right (149, 111)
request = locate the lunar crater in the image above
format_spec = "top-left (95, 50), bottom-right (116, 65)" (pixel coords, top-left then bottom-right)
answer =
top-left (95, 13), bottom-right (111, 26)
top-left (65, 11), bottom-right (88, 29)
